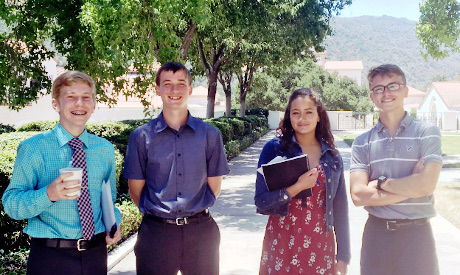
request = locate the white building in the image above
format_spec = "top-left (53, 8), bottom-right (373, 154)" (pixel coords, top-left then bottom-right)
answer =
top-left (417, 82), bottom-right (460, 130)
top-left (404, 86), bottom-right (425, 111)
top-left (324, 60), bottom-right (364, 86)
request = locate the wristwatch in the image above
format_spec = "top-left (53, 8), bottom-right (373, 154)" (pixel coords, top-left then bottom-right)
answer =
top-left (377, 176), bottom-right (387, 190)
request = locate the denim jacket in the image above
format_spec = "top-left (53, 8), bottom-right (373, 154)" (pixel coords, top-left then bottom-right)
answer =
top-left (254, 137), bottom-right (351, 264)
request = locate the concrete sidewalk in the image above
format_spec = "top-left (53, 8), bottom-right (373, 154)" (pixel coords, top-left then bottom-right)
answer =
top-left (109, 131), bottom-right (460, 275)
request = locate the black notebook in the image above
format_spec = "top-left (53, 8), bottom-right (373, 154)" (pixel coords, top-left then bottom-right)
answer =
top-left (261, 154), bottom-right (312, 199)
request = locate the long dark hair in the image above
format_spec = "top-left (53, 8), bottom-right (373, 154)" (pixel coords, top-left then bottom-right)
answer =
top-left (276, 88), bottom-right (335, 152)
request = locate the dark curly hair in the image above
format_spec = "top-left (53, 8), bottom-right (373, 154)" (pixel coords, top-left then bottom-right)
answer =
top-left (276, 88), bottom-right (335, 153)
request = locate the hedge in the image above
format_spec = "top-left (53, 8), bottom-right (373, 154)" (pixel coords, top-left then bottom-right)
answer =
top-left (0, 124), bottom-right (16, 134)
top-left (0, 109), bottom-right (270, 270)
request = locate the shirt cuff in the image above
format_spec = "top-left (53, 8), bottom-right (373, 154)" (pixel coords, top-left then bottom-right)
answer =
top-left (281, 189), bottom-right (291, 202)
top-left (36, 186), bottom-right (53, 208)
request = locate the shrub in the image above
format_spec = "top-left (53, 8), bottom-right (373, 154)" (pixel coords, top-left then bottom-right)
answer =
top-left (0, 249), bottom-right (28, 275)
top-left (108, 195), bottom-right (142, 251)
top-left (213, 117), bottom-right (245, 140)
top-left (16, 120), bottom-right (58, 132)
top-left (205, 119), bottom-right (233, 144)
top-left (224, 140), bottom-right (240, 160)
top-left (246, 108), bottom-right (269, 118)
top-left (230, 108), bottom-right (269, 119)
top-left (86, 121), bottom-right (130, 139)
top-left (0, 124), bottom-right (15, 134)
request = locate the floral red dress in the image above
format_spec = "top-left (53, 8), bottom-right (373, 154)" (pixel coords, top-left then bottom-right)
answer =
top-left (259, 165), bottom-right (336, 274)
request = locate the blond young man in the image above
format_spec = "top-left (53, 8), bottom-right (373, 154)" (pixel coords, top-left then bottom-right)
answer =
top-left (2, 71), bottom-right (122, 274)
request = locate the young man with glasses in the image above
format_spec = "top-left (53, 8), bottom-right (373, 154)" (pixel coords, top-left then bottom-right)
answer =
top-left (350, 64), bottom-right (442, 274)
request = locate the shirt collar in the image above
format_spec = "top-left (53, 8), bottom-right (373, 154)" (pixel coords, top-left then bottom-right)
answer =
top-left (155, 111), bottom-right (198, 133)
top-left (54, 123), bottom-right (90, 148)
top-left (376, 112), bottom-right (413, 133)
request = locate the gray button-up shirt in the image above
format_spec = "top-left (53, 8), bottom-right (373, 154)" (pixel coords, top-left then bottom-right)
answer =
top-left (351, 113), bottom-right (442, 219)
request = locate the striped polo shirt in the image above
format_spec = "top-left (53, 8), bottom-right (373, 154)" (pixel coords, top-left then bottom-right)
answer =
top-left (350, 113), bottom-right (442, 219)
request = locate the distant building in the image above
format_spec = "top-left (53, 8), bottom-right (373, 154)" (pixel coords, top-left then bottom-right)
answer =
top-left (0, 60), bottom-right (226, 126)
top-left (323, 60), bottom-right (364, 86)
top-left (404, 86), bottom-right (425, 111)
top-left (417, 82), bottom-right (460, 130)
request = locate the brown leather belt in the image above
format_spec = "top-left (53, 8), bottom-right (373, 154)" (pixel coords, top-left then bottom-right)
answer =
top-left (31, 233), bottom-right (106, 251)
top-left (146, 209), bottom-right (210, 225)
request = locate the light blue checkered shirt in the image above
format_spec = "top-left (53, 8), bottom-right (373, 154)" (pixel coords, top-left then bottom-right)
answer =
top-left (2, 123), bottom-right (122, 239)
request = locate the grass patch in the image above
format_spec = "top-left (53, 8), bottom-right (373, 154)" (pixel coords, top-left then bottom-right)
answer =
top-left (441, 136), bottom-right (460, 156)
top-left (335, 133), bottom-right (359, 147)
top-left (434, 182), bottom-right (460, 229)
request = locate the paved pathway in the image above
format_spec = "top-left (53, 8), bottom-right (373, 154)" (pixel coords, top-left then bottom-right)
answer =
top-left (109, 130), bottom-right (460, 275)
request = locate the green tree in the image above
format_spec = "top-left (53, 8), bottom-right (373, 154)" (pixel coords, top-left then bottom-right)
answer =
top-left (416, 0), bottom-right (460, 59)
top-left (249, 59), bottom-right (374, 113)
top-left (1, 0), bottom-right (351, 116)
top-left (193, 0), bottom-right (351, 118)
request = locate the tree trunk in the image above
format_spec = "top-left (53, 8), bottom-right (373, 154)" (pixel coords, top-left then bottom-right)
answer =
top-left (226, 95), bottom-right (232, 117)
top-left (197, 38), bottom-right (228, 119)
top-left (218, 71), bottom-right (233, 117)
top-left (238, 63), bottom-right (256, 118)
top-left (180, 21), bottom-right (196, 61)
top-left (239, 97), bottom-right (246, 117)
top-left (206, 70), bottom-right (218, 118)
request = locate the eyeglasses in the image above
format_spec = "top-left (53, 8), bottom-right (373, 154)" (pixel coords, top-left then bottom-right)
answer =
top-left (371, 82), bottom-right (405, 94)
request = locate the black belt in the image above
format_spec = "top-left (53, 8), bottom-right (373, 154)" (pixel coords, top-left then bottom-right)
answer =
top-left (146, 209), bottom-right (210, 225)
top-left (371, 215), bottom-right (429, 231)
top-left (31, 233), bottom-right (106, 251)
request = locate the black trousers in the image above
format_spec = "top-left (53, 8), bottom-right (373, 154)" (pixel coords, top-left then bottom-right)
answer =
top-left (26, 239), bottom-right (107, 275)
top-left (361, 215), bottom-right (439, 275)
top-left (135, 214), bottom-right (220, 275)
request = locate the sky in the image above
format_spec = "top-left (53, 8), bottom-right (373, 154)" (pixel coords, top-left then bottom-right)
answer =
top-left (338, 0), bottom-right (422, 21)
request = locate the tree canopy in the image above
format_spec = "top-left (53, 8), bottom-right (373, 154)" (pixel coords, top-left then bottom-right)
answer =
top-left (248, 59), bottom-right (374, 113)
top-left (416, 0), bottom-right (460, 60)
top-left (1, 0), bottom-right (351, 115)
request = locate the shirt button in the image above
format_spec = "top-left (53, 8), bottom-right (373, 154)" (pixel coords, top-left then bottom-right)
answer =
top-left (328, 179), bottom-right (331, 183)
top-left (329, 211), bottom-right (332, 215)
top-left (283, 194), bottom-right (288, 200)
top-left (177, 134), bottom-right (180, 138)
top-left (178, 210), bottom-right (182, 213)
top-left (324, 163), bottom-right (327, 167)
top-left (178, 192), bottom-right (182, 196)
top-left (178, 153), bottom-right (181, 157)
top-left (178, 173), bottom-right (182, 176)
top-left (329, 195), bottom-right (332, 199)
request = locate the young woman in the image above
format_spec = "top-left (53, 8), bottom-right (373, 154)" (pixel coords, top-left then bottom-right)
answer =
top-left (255, 88), bottom-right (350, 274)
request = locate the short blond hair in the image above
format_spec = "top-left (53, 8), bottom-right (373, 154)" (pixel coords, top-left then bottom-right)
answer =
top-left (52, 71), bottom-right (96, 100)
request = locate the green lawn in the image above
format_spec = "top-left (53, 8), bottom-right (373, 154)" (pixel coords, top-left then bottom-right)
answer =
top-left (434, 182), bottom-right (460, 229)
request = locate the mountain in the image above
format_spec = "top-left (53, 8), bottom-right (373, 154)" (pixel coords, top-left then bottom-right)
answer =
top-left (323, 16), bottom-right (460, 91)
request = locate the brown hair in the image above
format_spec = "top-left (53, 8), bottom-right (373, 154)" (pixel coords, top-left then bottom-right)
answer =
top-left (367, 64), bottom-right (406, 88)
top-left (52, 71), bottom-right (96, 100)
top-left (155, 62), bottom-right (192, 86)
top-left (277, 88), bottom-right (335, 152)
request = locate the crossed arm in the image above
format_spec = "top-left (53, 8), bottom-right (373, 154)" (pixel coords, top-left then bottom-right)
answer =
top-left (350, 159), bottom-right (442, 207)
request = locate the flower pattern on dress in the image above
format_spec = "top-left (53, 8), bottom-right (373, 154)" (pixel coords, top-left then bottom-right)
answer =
top-left (259, 165), bottom-right (336, 275)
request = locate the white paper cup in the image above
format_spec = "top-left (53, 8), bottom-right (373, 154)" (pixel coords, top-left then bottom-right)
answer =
top-left (59, 168), bottom-right (83, 196)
